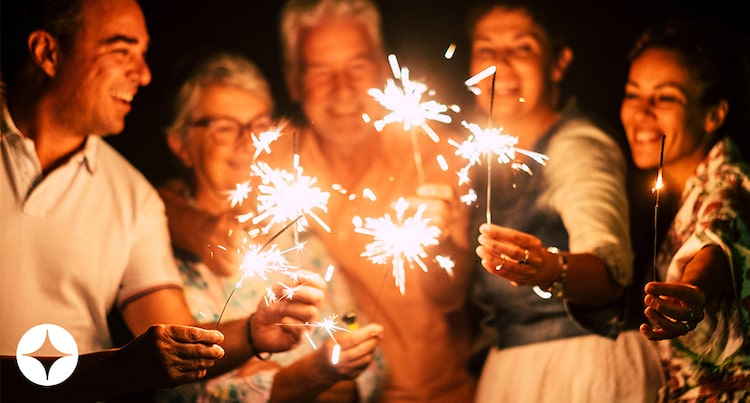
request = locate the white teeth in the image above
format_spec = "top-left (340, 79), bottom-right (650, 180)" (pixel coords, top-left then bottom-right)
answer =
top-left (634, 131), bottom-right (661, 143)
top-left (111, 91), bottom-right (133, 102)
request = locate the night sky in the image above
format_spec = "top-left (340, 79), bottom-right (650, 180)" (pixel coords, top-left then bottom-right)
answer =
top-left (109, 0), bottom-right (750, 185)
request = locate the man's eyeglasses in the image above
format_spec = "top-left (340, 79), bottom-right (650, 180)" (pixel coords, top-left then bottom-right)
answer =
top-left (190, 116), bottom-right (274, 145)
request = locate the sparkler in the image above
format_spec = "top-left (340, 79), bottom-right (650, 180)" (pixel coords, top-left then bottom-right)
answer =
top-left (215, 215), bottom-right (303, 328)
top-left (353, 197), bottom-right (441, 295)
top-left (652, 135), bottom-right (666, 281)
top-left (250, 162), bottom-right (331, 234)
top-left (450, 120), bottom-right (548, 223)
top-left (280, 313), bottom-right (352, 364)
top-left (368, 54), bottom-right (457, 183)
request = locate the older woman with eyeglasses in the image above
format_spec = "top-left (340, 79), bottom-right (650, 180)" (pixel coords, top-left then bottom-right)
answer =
top-left (156, 52), bottom-right (386, 403)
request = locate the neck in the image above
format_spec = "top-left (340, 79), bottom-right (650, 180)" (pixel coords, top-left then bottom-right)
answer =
top-left (663, 145), bottom-right (711, 197)
top-left (9, 95), bottom-right (88, 174)
top-left (315, 133), bottom-right (380, 190)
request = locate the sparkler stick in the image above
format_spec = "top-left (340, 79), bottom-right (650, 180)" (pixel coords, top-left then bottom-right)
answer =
top-left (486, 69), bottom-right (496, 224)
top-left (652, 135), bottom-right (666, 281)
top-left (215, 215), bottom-right (303, 328)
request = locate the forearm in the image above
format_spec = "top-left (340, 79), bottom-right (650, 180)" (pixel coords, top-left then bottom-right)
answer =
top-left (561, 253), bottom-right (624, 305)
top-left (680, 244), bottom-right (730, 308)
top-left (420, 240), bottom-right (472, 312)
top-left (208, 317), bottom-right (254, 377)
top-left (270, 351), bottom-right (354, 403)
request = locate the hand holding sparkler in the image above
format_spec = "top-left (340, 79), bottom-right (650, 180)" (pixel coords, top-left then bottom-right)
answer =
top-left (475, 223), bottom-right (560, 289)
top-left (247, 273), bottom-right (326, 354)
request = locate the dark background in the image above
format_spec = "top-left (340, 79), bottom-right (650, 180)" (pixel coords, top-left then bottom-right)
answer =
top-left (111, 0), bottom-right (750, 186)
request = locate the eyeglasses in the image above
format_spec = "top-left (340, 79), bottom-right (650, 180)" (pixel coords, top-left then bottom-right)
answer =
top-left (189, 115), bottom-right (274, 145)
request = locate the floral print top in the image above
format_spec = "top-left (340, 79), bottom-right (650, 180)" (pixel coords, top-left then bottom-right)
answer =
top-left (156, 228), bottom-right (386, 403)
top-left (655, 137), bottom-right (750, 401)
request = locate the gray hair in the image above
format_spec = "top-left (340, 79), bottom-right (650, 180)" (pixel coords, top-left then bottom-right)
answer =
top-left (167, 52), bottom-right (273, 140)
top-left (279, 0), bottom-right (384, 88)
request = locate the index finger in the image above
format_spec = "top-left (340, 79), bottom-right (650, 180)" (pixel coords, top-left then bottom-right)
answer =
top-left (645, 282), bottom-right (705, 306)
top-left (169, 325), bottom-right (225, 345)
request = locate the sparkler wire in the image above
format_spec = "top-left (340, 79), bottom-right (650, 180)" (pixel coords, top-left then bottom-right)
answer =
top-left (652, 135), bottom-right (666, 281)
top-left (215, 214), bottom-right (304, 329)
top-left (486, 70), bottom-right (497, 224)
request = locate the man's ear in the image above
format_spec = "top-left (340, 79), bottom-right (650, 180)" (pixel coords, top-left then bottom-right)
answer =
top-left (551, 47), bottom-right (573, 83)
top-left (28, 30), bottom-right (59, 77)
top-left (285, 71), bottom-right (301, 103)
top-left (167, 132), bottom-right (193, 168)
top-left (704, 100), bottom-right (729, 134)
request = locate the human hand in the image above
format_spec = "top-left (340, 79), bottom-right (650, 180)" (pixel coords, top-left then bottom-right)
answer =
top-left (475, 223), bottom-right (560, 287)
top-left (123, 324), bottom-right (225, 387)
top-left (319, 323), bottom-right (384, 380)
top-left (250, 273), bottom-right (326, 353)
top-left (640, 281), bottom-right (706, 340)
top-left (405, 183), bottom-right (468, 249)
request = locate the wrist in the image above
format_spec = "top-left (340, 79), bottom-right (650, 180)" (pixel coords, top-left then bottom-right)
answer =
top-left (246, 314), bottom-right (272, 361)
top-left (544, 247), bottom-right (568, 298)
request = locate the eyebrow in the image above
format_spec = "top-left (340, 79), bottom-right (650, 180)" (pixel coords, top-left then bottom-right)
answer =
top-left (101, 34), bottom-right (149, 49)
top-left (625, 81), bottom-right (688, 93)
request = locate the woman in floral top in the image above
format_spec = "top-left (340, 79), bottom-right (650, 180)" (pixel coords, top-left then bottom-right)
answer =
top-left (621, 18), bottom-right (750, 401)
top-left (156, 52), bottom-right (386, 403)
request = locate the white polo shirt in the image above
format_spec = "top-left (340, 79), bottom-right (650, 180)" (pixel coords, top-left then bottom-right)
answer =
top-left (1, 108), bottom-right (182, 354)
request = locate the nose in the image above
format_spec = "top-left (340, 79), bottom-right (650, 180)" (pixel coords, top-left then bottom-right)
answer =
top-left (135, 56), bottom-right (152, 87)
top-left (332, 70), bottom-right (355, 101)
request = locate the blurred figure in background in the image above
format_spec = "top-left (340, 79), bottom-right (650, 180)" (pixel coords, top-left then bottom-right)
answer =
top-left (161, 0), bottom-right (477, 401)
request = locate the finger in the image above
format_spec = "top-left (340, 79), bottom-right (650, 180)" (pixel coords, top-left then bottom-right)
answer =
top-left (646, 282), bottom-right (706, 307)
top-left (644, 306), bottom-right (687, 337)
top-left (168, 325), bottom-right (225, 345)
top-left (644, 294), bottom-right (688, 322)
top-left (478, 223), bottom-right (540, 247)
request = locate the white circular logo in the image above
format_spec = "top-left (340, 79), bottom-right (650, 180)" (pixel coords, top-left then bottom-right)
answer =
top-left (16, 324), bottom-right (79, 386)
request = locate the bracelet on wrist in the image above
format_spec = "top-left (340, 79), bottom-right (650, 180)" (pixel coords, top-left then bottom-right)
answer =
top-left (545, 247), bottom-right (568, 299)
top-left (246, 313), bottom-right (272, 361)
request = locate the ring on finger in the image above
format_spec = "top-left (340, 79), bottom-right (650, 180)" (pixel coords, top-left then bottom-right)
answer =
top-left (495, 254), bottom-right (507, 271)
top-left (519, 249), bottom-right (529, 264)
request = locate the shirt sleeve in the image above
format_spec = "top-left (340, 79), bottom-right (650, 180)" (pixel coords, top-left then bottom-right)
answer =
top-left (544, 119), bottom-right (634, 286)
top-left (117, 185), bottom-right (183, 309)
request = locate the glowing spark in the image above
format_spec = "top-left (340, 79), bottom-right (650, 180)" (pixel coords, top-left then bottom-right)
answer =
top-left (354, 197), bottom-right (441, 295)
top-left (279, 281), bottom-right (303, 300)
top-left (331, 344), bottom-right (342, 365)
top-left (436, 154), bottom-right (449, 171)
top-left (324, 264), bottom-right (335, 282)
top-left (444, 43), bottom-right (456, 59)
top-left (460, 189), bottom-right (477, 205)
top-left (251, 126), bottom-right (283, 159)
top-left (251, 162), bottom-right (331, 233)
top-left (235, 243), bottom-right (296, 288)
top-left (450, 121), bottom-right (548, 185)
top-left (435, 255), bottom-right (455, 277)
top-left (228, 182), bottom-right (252, 208)
top-left (465, 65), bottom-right (496, 95)
top-left (368, 54), bottom-right (453, 143)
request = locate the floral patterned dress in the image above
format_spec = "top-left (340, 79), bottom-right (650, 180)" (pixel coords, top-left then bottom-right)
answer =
top-left (655, 137), bottom-right (750, 401)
